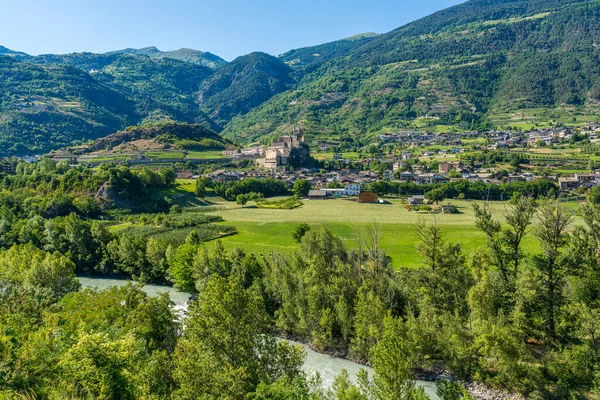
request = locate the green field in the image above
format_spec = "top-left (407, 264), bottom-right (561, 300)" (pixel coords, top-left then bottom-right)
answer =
top-left (167, 180), bottom-right (585, 269)
top-left (185, 150), bottom-right (229, 160)
top-left (202, 197), bottom-right (583, 269)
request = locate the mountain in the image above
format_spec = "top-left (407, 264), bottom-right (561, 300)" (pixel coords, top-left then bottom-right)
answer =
top-left (29, 53), bottom-right (220, 129)
top-left (223, 0), bottom-right (600, 143)
top-left (197, 52), bottom-right (296, 126)
top-left (0, 46), bottom-right (28, 57)
top-left (3, 0), bottom-right (600, 152)
top-left (279, 33), bottom-right (379, 72)
top-left (108, 46), bottom-right (228, 69)
top-left (0, 56), bottom-right (137, 154)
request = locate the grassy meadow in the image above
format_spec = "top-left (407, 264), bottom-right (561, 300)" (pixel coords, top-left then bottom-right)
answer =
top-left (170, 181), bottom-right (584, 269)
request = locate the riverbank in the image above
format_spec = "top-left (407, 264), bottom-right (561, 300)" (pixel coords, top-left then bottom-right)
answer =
top-left (280, 333), bottom-right (523, 400)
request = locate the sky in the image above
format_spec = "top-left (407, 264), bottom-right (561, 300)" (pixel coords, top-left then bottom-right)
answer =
top-left (0, 0), bottom-right (464, 61)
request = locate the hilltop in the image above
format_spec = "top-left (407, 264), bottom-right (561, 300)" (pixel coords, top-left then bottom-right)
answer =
top-left (107, 46), bottom-right (228, 69)
top-left (85, 122), bottom-right (231, 152)
top-left (279, 32), bottom-right (379, 71)
top-left (55, 123), bottom-right (234, 165)
top-left (198, 52), bottom-right (296, 126)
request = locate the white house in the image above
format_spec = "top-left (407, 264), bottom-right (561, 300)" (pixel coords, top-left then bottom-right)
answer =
top-left (383, 170), bottom-right (394, 180)
top-left (344, 183), bottom-right (361, 197)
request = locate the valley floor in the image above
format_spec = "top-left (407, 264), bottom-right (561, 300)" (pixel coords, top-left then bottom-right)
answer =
top-left (171, 181), bottom-right (584, 268)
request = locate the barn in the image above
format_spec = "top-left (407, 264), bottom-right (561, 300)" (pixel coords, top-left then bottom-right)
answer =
top-left (358, 192), bottom-right (379, 203)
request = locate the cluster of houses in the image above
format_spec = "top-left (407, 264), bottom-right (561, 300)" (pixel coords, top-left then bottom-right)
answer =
top-left (374, 123), bottom-right (600, 151)
top-left (205, 162), bottom-right (548, 197)
top-left (558, 172), bottom-right (600, 191)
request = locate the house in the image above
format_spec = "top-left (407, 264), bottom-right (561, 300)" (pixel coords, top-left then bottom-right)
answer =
top-left (521, 173), bottom-right (534, 182)
top-left (442, 205), bottom-right (457, 214)
top-left (176, 171), bottom-right (194, 179)
top-left (358, 192), bottom-right (379, 203)
top-left (393, 162), bottom-right (405, 172)
top-left (408, 195), bottom-right (425, 206)
top-left (398, 171), bottom-right (414, 181)
top-left (438, 161), bottom-right (461, 174)
top-left (308, 190), bottom-right (328, 200)
top-left (383, 170), bottom-right (394, 180)
top-left (415, 173), bottom-right (448, 185)
top-left (576, 173), bottom-right (597, 189)
top-left (507, 175), bottom-right (526, 183)
top-left (558, 177), bottom-right (580, 191)
top-left (344, 183), bottom-right (361, 197)
top-left (210, 171), bottom-right (240, 183)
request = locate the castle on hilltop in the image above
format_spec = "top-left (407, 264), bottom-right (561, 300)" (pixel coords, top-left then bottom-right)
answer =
top-left (258, 127), bottom-right (306, 169)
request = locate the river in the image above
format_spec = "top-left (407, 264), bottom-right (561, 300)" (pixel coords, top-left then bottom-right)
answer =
top-left (77, 277), bottom-right (440, 399)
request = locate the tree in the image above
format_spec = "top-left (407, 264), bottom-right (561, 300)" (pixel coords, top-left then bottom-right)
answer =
top-left (167, 243), bottom-right (198, 292)
top-left (173, 276), bottom-right (305, 399)
top-left (533, 198), bottom-right (576, 338)
top-left (362, 313), bottom-right (429, 400)
top-left (159, 167), bottom-right (176, 187)
top-left (237, 194), bottom-right (248, 207)
top-left (472, 196), bottom-right (535, 291)
top-left (195, 180), bottom-right (206, 198)
top-left (293, 179), bottom-right (312, 198)
top-left (426, 188), bottom-right (445, 204)
top-left (292, 223), bottom-right (311, 243)
top-left (350, 286), bottom-right (386, 361)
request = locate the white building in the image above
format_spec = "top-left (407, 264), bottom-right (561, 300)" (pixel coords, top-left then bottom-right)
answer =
top-left (344, 183), bottom-right (361, 197)
top-left (383, 170), bottom-right (394, 180)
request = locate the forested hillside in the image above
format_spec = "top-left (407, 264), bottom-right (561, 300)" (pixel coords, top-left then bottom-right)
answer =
top-left (0, 56), bottom-right (136, 154)
top-left (223, 0), bottom-right (600, 143)
top-left (279, 33), bottom-right (379, 72)
top-left (30, 53), bottom-right (220, 130)
top-left (197, 52), bottom-right (296, 126)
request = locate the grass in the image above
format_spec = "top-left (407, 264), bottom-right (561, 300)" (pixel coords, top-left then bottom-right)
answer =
top-left (312, 152), bottom-right (361, 161)
top-left (145, 151), bottom-right (185, 159)
top-left (185, 150), bottom-right (228, 160)
top-left (201, 198), bottom-right (584, 269)
top-left (175, 179), bottom-right (197, 194)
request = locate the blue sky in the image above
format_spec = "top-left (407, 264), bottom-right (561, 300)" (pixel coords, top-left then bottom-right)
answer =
top-left (1, 0), bottom-right (464, 61)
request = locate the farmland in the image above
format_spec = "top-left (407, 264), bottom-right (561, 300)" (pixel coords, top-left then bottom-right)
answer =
top-left (167, 182), bottom-right (584, 268)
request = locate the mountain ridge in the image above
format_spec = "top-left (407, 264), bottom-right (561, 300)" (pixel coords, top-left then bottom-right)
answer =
top-left (107, 46), bottom-right (228, 70)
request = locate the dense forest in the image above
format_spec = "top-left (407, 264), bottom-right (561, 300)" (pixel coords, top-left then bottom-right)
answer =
top-left (2, 0), bottom-right (600, 153)
top-left (1, 162), bottom-right (600, 398)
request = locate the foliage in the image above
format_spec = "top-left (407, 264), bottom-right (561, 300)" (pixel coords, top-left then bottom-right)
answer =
top-left (256, 197), bottom-right (303, 210)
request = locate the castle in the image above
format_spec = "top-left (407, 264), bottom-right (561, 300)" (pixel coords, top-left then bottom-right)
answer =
top-left (258, 127), bottom-right (305, 169)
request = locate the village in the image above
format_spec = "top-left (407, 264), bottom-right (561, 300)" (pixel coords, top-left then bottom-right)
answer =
top-left (204, 123), bottom-right (600, 200)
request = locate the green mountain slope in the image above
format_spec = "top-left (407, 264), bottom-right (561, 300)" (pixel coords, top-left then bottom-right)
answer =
top-left (30, 53), bottom-right (221, 130)
top-left (197, 52), bottom-right (296, 126)
top-left (0, 46), bottom-right (28, 57)
top-left (108, 46), bottom-right (228, 69)
top-left (279, 33), bottom-right (379, 72)
top-left (223, 0), bottom-right (600, 143)
top-left (0, 56), bottom-right (137, 154)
